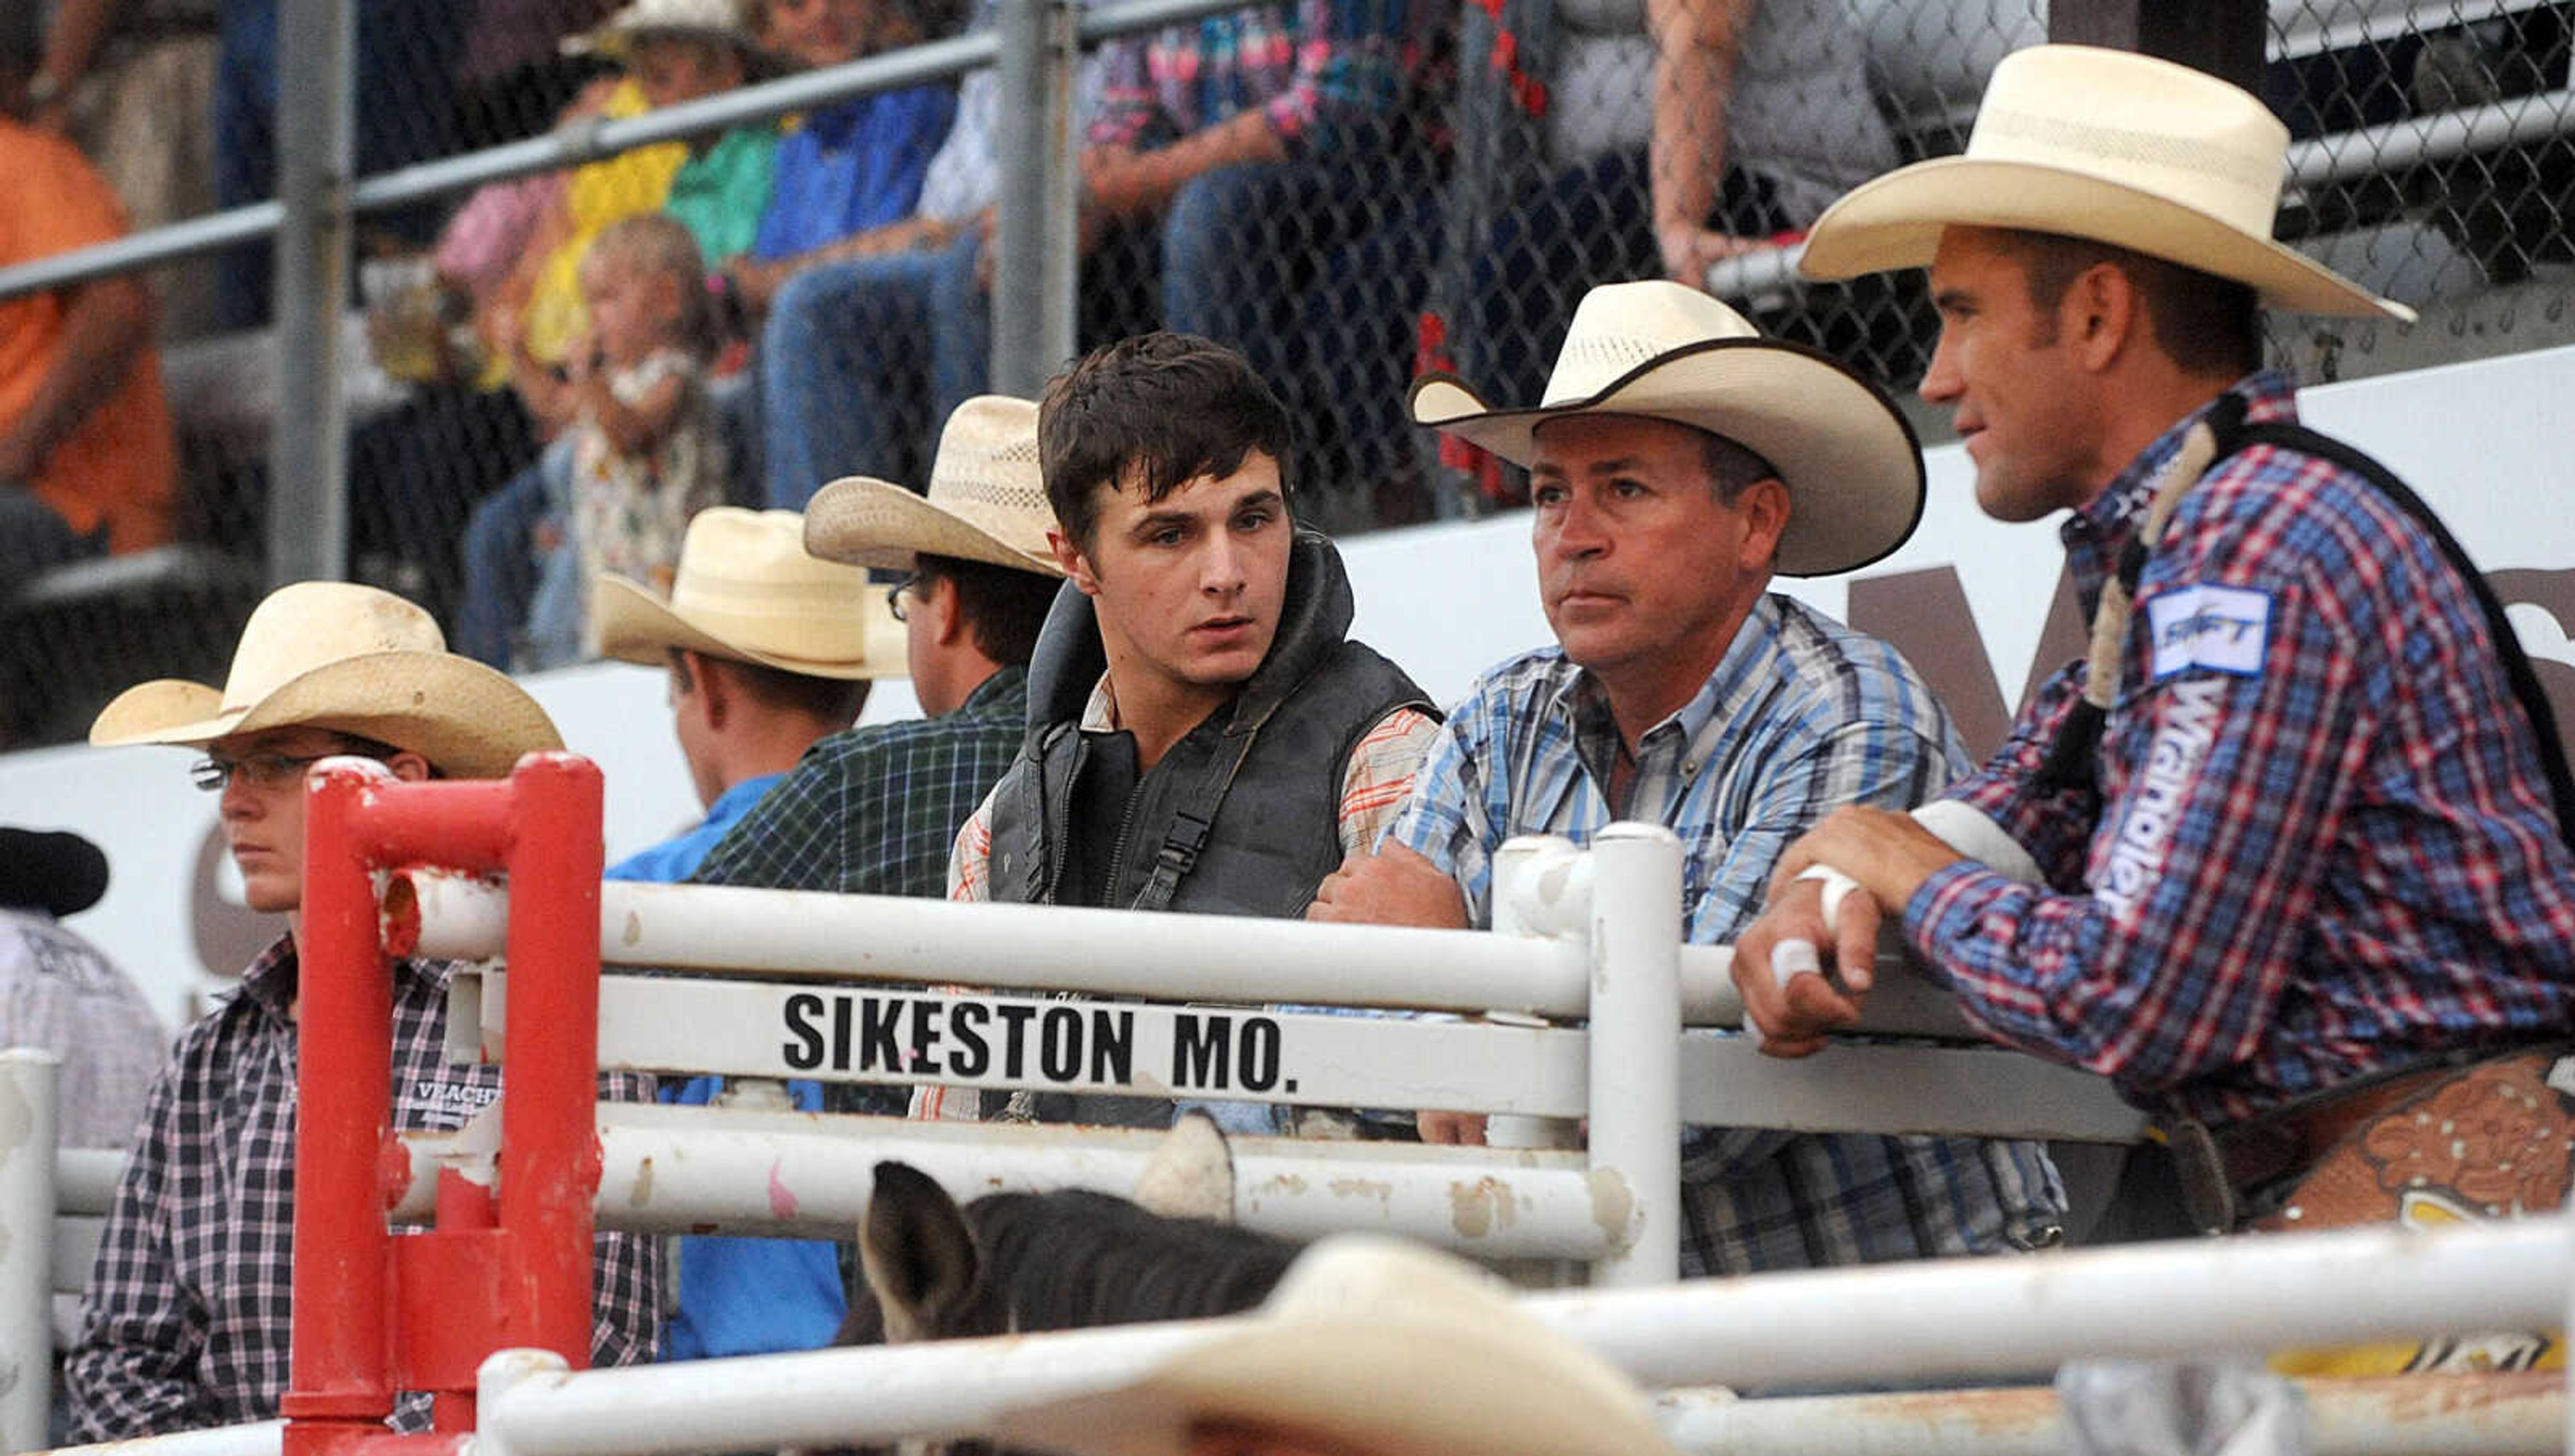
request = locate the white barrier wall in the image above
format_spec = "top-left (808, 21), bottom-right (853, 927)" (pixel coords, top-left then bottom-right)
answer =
top-left (8, 342), bottom-right (2575, 1028)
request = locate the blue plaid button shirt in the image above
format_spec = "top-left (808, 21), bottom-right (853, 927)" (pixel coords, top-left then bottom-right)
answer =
top-left (1910, 372), bottom-right (2575, 1125)
top-left (1387, 594), bottom-right (2067, 1275)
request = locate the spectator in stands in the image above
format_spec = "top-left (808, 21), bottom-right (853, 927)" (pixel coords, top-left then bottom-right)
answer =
top-left (691, 396), bottom-right (1064, 1119)
top-left (1737, 48), bottom-right (2575, 1297)
top-left (0, 827), bottom-right (166, 1151)
top-left (25, 0), bottom-right (221, 338)
top-left (66, 581), bottom-right (660, 1439)
top-left (0, 33), bottom-right (177, 592)
top-left (518, 213), bottom-right (732, 664)
top-left (993, 1235), bottom-right (1681, 1456)
top-left (453, 0), bottom-right (621, 151)
top-left (1416, 0), bottom-right (1890, 505)
top-left (455, 0), bottom-right (779, 668)
top-left (747, 0), bottom-right (1100, 509)
top-left (1313, 281), bottom-right (2065, 1272)
top-left (210, 0), bottom-right (466, 328)
top-left (590, 505), bottom-right (899, 1359)
top-left (936, 335), bottom-right (1439, 1129)
top-left (728, 0), bottom-right (956, 304)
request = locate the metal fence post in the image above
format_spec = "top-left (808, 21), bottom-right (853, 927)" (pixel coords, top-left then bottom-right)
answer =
top-left (990, 0), bottom-right (1082, 396)
top-left (1585, 824), bottom-right (1683, 1287)
top-left (0, 1050), bottom-right (60, 1454)
top-left (269, 0), bottom-right (356, 587)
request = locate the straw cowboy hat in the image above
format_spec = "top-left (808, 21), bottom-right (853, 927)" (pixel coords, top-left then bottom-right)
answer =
top-left (1411, 280), bottom-right (1925, 577)
top-left (1797, 44), bottom-right (2412, 320)
top-left (804, 396), bottom-right (1068, 577)
top-left (89, 581), bottom-right (561, 781)
top-left (594, 507), bottom-right (907, 679)
top-left (564, 0), bottom-right (768, 58)
top-left (992, 1235), bottom-right (1680, 1456)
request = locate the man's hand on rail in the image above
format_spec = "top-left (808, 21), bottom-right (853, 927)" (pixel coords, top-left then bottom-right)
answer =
top-left (1735, 807), bottom-right (1963, 1056)
top-left (1306, 843), bottom-right (1469, 929)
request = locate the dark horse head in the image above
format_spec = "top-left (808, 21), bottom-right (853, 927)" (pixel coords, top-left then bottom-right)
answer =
top-left (826, 1115), bottom-right (1303, 1456)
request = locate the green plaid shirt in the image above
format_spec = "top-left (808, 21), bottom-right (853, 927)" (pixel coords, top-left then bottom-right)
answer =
top-left (691, 666), bottom-right (1029, 898)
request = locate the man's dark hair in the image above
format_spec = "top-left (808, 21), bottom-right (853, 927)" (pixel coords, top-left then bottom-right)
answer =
top-left (915, 552), bottom-right (1056, 667)
top-left (1038, 332), bottom-right (1294, 555)
top-left (2006, 231), bottom-right (2263, 379)
top-left (1697, 432), bottom-right (1780, 505)
top-left (668, 650), bottom-right (872, 725)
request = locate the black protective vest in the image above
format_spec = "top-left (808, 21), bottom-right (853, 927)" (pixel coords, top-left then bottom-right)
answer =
top-left (985, 529), bottom-right (1433, 919)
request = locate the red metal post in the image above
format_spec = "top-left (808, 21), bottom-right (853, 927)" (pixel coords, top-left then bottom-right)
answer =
top-left (494, 754), bottom-right (607, 1366)
top-left (286, 762), bottom-right (402, 1439)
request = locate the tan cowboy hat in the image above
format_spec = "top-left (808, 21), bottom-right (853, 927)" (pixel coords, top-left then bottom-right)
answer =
top-left (993, 1236), bottom-right (1679, 1456)
top-left (1412, 280), bottom-right (1925, 577)
top-left (563, 0), bottom-right (768, 59)
top-left (593, 507), bottom-right (907, 679)
top-left (803, 396), bottom-right (1068, 577)
top-left (1798, 44), bottom-right (2412, 321)
top-left (88, 581), bottom-right (561, 781)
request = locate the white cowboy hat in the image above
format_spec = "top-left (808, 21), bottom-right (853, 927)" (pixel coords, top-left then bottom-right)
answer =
top-left (1797, 44), bottom-right (2413, 321)
top-left (88, 581), bottom-right (561, 781)
top-left (563, 0), bottom-right (765, 58)
top-left (804, 396), bottom-right (1068, 577)
top-left (991, 1235), bottom-right (1680, 1456)
top-left (1411, 280), bottom-right (1925, 577)
top-left (593, 507), bottom-right (907, 680)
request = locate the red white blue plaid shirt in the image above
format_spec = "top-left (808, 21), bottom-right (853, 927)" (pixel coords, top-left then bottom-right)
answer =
top-left (1908, 372), bottom-right (2575, 1125)
top-left (65, 937), bottom-right (661, 1441)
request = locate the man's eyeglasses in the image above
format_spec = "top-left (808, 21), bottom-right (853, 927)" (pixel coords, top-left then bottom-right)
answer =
top-left (188, 753), bottom-right (337, 793)
top-left (885, 573), bottom-right (919, 623)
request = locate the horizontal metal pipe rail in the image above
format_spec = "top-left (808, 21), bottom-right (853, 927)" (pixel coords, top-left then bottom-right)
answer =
top-left (398, 873), bottom-right (1980, 1036)
top-left (390, 1105), bottom-right (1617, 1257)
top-left (0, 0), bottom-right (1251, 304)
top-left (455, 1216), bottom-right (2567, 1456)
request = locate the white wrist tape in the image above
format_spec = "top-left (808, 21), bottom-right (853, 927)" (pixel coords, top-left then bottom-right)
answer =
top-left (1908, 800), bottom-right (2043, 885)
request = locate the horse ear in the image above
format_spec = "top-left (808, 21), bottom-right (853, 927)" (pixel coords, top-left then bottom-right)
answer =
top-left (1133, 1111), bottom-right (1237, 1223)
top-left (859, 1160), bottom-right (982, 1343)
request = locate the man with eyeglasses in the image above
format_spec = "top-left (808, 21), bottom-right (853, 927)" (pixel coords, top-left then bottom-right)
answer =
top-left (687, 398), bottom-right (1064, 1113)
top-left (66, 581), bottom-right (661, 1441)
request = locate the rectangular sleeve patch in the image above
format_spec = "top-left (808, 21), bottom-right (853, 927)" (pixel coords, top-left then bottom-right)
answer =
top-left (2147, 585), bottom-right (2271, 680)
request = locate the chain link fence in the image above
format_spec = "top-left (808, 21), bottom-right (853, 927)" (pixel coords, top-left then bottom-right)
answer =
top-left (2, 0), bottom-right (2569, 749)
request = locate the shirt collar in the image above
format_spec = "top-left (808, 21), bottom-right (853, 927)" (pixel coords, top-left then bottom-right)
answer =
top-left (1548, 593), bottom-right (1786, 786)
top-left (233, 932), bottom-right (459, 1022)
top-left (956, 663), bottom-right (1028, 715)
top-left (701, 774), bottom-right (781, 835)
top-left (2059, 369), bottom-right (2299, 595)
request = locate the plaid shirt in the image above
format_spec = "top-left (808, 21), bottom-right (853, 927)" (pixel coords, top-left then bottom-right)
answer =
top-left (1387, 595), bottom-right (2065, 1276)
top-left (693, 666), bottom-right (1030, 898)
top-left (1088, 0), bottom-right (1439, 161)
top-left (1910, 372), bottom-right (2575, 1126)
top-left (66, 937), bottom-right (659, 1441)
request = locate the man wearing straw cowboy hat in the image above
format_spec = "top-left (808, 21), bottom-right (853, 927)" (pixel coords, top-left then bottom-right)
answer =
top-left (1312, 278), bottom-right (2065, 1274)
top-left (690, 396), bottom-right (1064, 908)
top-left (986, 1235), bottom-right (1684, 1456)
top-left (1733, 45), bottom-right (2575, 1274)
top-left (64, 583), bottom-right (661, 1441)
top-left (589, 505), bottom-right (904, 1361)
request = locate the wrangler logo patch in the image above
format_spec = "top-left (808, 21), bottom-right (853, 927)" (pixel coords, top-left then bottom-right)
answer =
top-left (2096, 676), bottom-right (2226, 921)
top-left (2148, 585), bottom-right (2271, 679)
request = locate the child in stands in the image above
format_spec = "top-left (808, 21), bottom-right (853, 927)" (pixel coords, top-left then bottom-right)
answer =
top-left (527, 212), bottom-right (729, 661)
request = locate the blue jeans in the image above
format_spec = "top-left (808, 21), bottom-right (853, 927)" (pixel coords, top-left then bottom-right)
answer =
top-left (453, 438), bottom-right (575, 669)
top-left (760, 230), bottom-right (985, 508)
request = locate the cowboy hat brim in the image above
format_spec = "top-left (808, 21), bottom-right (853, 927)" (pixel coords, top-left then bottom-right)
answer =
top-left (804, 476), bottom-right (1067, 577)
top-left (1797, 156), bottom-right (2415, 321)
top-left (1410, 336), bottom-right (1927, 578)
top-left (994, 1309), bottom-right (1674, 1456)
top-left (89, 651), bottom-right (562, 781)
top-left (592, 574), bottom-right (908, 680)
